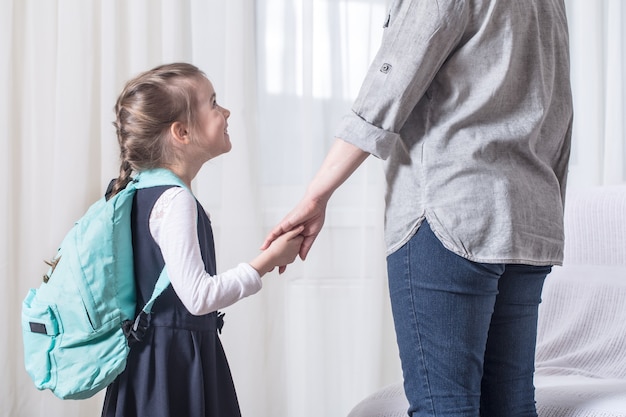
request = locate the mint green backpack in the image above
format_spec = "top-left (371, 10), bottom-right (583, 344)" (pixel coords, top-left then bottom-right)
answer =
top-left (21, 168), bottom-right (188, 400)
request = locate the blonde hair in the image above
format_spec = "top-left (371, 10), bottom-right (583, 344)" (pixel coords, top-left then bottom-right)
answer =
top-left (110, 62), bottom-right (206, 197)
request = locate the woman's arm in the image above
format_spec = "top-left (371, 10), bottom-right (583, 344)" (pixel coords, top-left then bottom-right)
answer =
top-left (262, 138), bottom-right (369, 260)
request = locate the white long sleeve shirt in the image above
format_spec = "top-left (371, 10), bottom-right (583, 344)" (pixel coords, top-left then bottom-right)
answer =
top-left (149, 187), bottom-right (262, 316)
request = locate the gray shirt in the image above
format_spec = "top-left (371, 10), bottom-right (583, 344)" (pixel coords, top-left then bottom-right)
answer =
top-left (335, 0), bottom-right (573, 265)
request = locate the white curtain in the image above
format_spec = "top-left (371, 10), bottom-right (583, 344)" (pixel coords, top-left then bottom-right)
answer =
top-left (1, 1), bottom-right (624, 417)
top-left (565, 0), bottom-right (626, 187)
top-left (253, 1), bottom-right (399, 416)
top-left (1, 0), bottom-right (275, 416)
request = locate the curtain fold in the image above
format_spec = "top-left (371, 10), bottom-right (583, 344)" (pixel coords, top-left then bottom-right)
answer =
top-left (566, 0), bottom-right (626, 187)
top-left (2, 1), bottom-right (265, 416)
top-left (1, 1), bottom-right (624, 417)
top-left (254, 1), bottom-right (400, 415)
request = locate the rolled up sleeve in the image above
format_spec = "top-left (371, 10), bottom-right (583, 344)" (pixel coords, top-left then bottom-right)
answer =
top-left (336, 0), bottom-right (468, 160)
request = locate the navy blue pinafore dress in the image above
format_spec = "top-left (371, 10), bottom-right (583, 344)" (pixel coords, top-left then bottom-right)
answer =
top-left (102, 186), bottom-right (241, 417)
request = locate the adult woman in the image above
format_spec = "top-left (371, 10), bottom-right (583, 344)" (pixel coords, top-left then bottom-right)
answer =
top-left (264, 1), bottom-right (573, 415)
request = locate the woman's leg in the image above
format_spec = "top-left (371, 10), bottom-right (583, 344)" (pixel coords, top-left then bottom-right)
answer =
top-left (387, 220), bottom-right (504, 417)
top-left (480, 264), bottom-right (549, 417)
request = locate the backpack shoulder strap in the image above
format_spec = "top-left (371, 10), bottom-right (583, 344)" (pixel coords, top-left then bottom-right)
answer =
top-left (131, 168), bottom-right (192, 315)
top-left (125, 266), bottom-right (173, 342)
top-left (132, 168), bottom-right (190, 192)
top-left (142, 267), bottom-right (170, 314)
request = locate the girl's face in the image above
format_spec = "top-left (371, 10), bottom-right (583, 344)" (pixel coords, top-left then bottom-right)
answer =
top-left (192, 77), bottom-right (231, 160)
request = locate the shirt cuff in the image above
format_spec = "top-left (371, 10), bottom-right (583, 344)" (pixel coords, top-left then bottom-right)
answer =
top-left (334, 110), bottom-right (401, 160)
top-left (238, 262), bottom-right (263, 295)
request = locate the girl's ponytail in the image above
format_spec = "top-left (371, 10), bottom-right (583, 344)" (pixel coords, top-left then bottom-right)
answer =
top-left (108, 98), bottom-right (135, 199)
top-left (108, 158), bottom-right (133, 199)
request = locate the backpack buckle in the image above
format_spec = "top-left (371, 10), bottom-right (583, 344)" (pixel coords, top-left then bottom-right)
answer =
top-left (122, 312), bottom-right (151, 346)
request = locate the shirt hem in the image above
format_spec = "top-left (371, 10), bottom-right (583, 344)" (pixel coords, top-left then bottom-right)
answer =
top-left (385, 216), bottom-right (563, 267)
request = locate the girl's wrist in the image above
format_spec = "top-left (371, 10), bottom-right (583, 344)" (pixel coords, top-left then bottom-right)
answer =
top-left (249, 254), bottom-right (272, 277)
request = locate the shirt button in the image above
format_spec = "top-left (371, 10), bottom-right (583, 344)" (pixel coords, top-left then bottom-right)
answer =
top-left (380, 63), bottom-right (392, 74)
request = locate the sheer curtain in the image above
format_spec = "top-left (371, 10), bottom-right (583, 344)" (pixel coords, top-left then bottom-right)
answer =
top-left (1, 1), bottom-right (625, 417)
top-left (565, 0), bottom-right (626, 187)
top-left (1, 1), bottom-right (269, 416)
top-left (253, 1), bottom-right (399, 416)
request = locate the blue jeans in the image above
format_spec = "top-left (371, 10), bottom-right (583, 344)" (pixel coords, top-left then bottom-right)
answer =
top-left (387, 220), bottom-right (550, 417)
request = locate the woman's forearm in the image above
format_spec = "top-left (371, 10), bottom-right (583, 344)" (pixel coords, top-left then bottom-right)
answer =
top-left (304, 138), bottom-right (370, 203)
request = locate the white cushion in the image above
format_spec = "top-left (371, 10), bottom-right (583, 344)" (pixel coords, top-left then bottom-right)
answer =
top-left (536, 375), bottom-right (626, 417)
top-left (536, 265), bottom-right (626, 380)
top-left (346, 383), bottom-right (407, 417)
top-left (347, 377), bottom-right (626, 417)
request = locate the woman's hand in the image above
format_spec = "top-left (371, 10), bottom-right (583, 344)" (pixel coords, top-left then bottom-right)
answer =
top-left (250, 226), bottom-right (305, 276)
top-left (261, 195), bottom-right (328, 261)
top-left (262, 138), bottom-right (369, 273)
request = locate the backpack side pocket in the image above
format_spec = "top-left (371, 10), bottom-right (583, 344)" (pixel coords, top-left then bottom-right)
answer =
top-left (21, 289), bottom-right (60, 391)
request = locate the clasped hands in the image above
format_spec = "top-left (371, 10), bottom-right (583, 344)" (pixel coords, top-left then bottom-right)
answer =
top-left (260, 196), bottom-right (328, 274)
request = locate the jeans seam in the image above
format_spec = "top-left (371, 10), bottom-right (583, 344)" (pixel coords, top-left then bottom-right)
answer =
top-left (406, 237), bottom-right (436, 417)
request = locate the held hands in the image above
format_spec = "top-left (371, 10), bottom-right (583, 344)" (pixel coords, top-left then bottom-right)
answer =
top-left (250, 226), bottom-right (305, 276)
top-left (259, 139), bottom-right (367, 273)
top-left (261, 195), bottom-right (329, 273)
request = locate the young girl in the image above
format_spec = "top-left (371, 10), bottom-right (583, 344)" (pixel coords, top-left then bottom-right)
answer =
top-left (101, 63), bottom-right (303, 417)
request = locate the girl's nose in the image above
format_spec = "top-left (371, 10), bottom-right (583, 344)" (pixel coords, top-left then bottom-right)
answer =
top-left (221, 106), bottom-right (231, 119)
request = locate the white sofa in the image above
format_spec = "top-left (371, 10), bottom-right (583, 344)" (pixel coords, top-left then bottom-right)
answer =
top-left (348, 185), bottom-right (626, 417)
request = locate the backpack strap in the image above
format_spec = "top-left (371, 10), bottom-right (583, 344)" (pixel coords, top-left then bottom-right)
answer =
top-left (142, 267), bottom-right (170, 314)
top-left (123, 168), bottom-right (193, 344)
top-left (124, 267), bottom-right (171, 345)
top-left (132, 168), bottom-right (190, 192)
top-left (134, 168), bottom-right (192, 309)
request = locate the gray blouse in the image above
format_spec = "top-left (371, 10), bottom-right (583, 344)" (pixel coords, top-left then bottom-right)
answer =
top-left (335, 0), bottom-right (573, 265)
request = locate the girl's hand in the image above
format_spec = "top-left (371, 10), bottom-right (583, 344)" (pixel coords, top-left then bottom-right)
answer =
top-left (261, 197), bottom-right (327, 261)
top-left (261, 138), bottom-right (369, 273)
top-left (250, 226), bottom-right (305, 276)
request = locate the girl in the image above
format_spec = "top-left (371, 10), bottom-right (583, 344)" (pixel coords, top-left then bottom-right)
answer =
top-left (102, 63), bottom-right (303, 417)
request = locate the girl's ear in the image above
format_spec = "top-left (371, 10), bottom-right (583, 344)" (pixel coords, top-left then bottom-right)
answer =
top-left (170, 121), bottom-right (190, 145)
